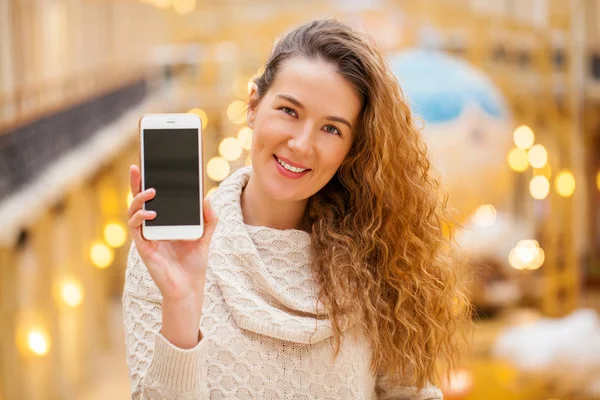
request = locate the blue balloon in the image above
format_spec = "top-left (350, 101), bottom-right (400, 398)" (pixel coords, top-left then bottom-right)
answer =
top-left (389, 49), bottom-right (509, 123)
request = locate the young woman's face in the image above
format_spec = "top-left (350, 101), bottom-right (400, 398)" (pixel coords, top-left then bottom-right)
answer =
top-left (247, 57), bottom-right (362, 202)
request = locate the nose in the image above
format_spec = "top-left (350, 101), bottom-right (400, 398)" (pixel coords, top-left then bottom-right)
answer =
top-left (287, 123), bottom-right (314, 157)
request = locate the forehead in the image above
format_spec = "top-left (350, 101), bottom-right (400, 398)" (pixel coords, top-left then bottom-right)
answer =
top-left (268, 57), bottom-right (362, 120)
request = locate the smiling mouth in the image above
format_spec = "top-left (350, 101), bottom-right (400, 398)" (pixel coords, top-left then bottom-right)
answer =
top-left (273, 155), bottom-right (312, 173)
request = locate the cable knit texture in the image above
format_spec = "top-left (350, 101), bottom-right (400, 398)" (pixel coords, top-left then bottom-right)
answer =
top-left (122, 166), bottom-right (443, 399)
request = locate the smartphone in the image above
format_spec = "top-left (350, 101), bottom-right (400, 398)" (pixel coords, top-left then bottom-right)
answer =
top-left (139, 113), bottom-right (204, 240)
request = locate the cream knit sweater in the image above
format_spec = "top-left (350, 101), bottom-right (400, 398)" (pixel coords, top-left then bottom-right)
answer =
top-left (122, 166), bottom-right (443, 399)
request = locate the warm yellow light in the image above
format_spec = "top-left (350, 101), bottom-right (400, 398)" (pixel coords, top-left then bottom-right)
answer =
top-left (188, 108), bottom-right (208, 129)
top-left (245, 154), bottom-right (252, 167)
top-left (28, 328), bottom-right (50, 356)
top-left (597, 171), bottom-right (600, 191)
top-left (218, 137), bottom-right (243, 161)
top-left (507, 148), bottom-right (529, 172)
top-left (126, 191), bottom-right (133, 208)
top-left (104, 222), bottom-right (127, 248)
top-left (173, 0), bottom-right (195, 15)
top-left (233, 76), bottom-right (253, 99)
top-left (555, 170), bottom-right (575, 197)
top-left (237, 127), bottom-right (253, 150)
top-left (529, 176), bottom-right (550, 200)
top-left (227, 101), bottom-right (247, 124)
top-left (206, 187), bottom-right (218, 197)
top-left (527, 144), bottom-right (548, 168)
top-left (513, 125), bottom-right (535, 149)
top-left (206, 157), bottom-right (230, 182)
top-left (61, 279), bottom-right (84, 308)
top-left (90, 242), bottom-right (114, 269)
top-left (534, 163), bottom-right (552, 179)
top-left (471, 204), bottom-right (497, 227)
top-left (153, 0), bottom-right (171, 9)
top-left (509, 240), bottom-right (545, 270)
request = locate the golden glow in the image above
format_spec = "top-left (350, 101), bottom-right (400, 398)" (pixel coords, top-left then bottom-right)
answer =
top-left (103, 222), bottom-right (127, 248)
top-left (555, 170), bottom-right (576, 197)
top-left (233, 76), bottom-right (253, 99)
top-left (206, 157), bottom-right (231, 182)
top-left (188, 108), bottom-right (208, 129)
top-left (206, 187), bottom-right (218, 197)
top-left (529, 176), bottom-right (550, 200)
top-left (90, 242), bottom-right (114, 269)
top-left (471, 204), bottom-right (497, 227)
top-left (513, 125), bottom-right (535, 149)
top-left (218, 137), bottom-right (243, 161)
top-left (509, 240), bottom-right (545, 270)
top-left (245, 154), bottom-right (252, 167)
top-left (152, 0), bottom-right (171, 9)
top-left (237, 127), bottom-right (253, 150)
top-left (507, 148), bottom-right (529, 172)
top-left (126, 191), bottom-right (133, 209)
top-left (28, 328), bottom-right (50, 356)
top-left (227, 101), bottom-right (247, 124)
top-left (60, 278), bottom-right (84, 308)
top-left (527, 144), bottom-right (548, 168)
top-left (534, 163), bottom-right (552, 179)
top-left (173, 0), bottom-right (195, 15)
top-left (597, 171), bottom-right (600, 191)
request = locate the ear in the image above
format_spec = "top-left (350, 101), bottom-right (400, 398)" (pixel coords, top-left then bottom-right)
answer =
top-left (247, 85), bottom-right (260, 128)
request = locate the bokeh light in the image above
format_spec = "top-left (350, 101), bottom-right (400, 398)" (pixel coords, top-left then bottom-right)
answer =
top-left (509, 240), bottom-right (545, 270)
top-left (507, 148), bottom-right (529, 172)
top-left (206, 187), bottom-right (218, 197)
top-left (527, 144), bottom-right (548, 168)
top-left (188, 108), bottom-right (208, 129)
top-left (173, 0), bottom-right (195, 15)
top-left (529, 176), bottom-right (550, 200)
top-left (227, 100), bottom-right (247, 124)
top-left (60, 278), bottom-right (84, 308)
top-left (237, 127), bottom-right (253, 150)
top-left (206, 157), bottom-right (231, 181)
top-left (218, 137), bottom-right (243, 161)
top-left (126, 191), bottom-right (133, 209)
top-left (513, 125), bottom-right (535, 149)
top-left (103, 221), bottom-right (127, 248)
top-left (90, 242), bottom-right (114, 269)
top-left (555, 170), bottom-right (576, 197)
top-left (27, 328), bottom-right (50, 356)
top-left (233, 76), bottom-right (253, 99)
top-left (472, 204), bottom-right (497, 227)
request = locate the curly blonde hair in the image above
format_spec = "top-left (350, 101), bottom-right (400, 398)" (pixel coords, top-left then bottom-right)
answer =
top-left (252, 19), bottom-right (470, 389)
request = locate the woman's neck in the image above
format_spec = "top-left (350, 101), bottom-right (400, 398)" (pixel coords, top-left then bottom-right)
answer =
top-left (241, 173), bottom-right (309, 232)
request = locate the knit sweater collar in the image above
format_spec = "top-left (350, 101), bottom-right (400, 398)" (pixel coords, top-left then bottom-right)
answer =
top-left (208, 166), bottom-right (352, 344)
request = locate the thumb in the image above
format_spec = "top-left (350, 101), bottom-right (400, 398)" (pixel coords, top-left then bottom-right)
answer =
top-left (200, 197), bottom-right (218, 241)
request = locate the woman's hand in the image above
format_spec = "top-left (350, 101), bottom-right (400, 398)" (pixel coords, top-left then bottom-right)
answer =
top-left (127, 164), bottom-right (219, 304)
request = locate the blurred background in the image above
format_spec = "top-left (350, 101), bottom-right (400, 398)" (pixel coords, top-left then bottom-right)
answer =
top-left (1, 0), bottom-right (600, 399)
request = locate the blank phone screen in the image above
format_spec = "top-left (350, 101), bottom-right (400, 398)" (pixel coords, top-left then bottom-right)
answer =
top-left (143, 128), bottom-right (201, 226)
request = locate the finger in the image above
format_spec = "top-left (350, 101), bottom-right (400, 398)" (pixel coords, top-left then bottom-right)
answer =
top-left (128, 188), bottom-right (156, 218)
top-left (129, 164), bottom-right (141, 197)
top-left (128, 209), bottom-right (157, 242)
top-left (198, 198), bottom-right (218, 244)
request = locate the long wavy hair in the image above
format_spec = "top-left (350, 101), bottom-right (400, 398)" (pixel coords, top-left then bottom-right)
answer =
top-left (251, 19), bottom-right (470, 389)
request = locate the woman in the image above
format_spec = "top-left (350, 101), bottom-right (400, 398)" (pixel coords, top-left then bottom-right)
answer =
top-left (124, 19), bottom-right (469, 399)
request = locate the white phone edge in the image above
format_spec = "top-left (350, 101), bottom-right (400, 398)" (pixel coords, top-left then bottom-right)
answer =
top-left (139, 113), bottom-right (204, 241)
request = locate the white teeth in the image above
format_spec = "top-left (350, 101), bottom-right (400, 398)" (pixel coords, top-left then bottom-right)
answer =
top-left (276, 157), bottom-right (307, 173)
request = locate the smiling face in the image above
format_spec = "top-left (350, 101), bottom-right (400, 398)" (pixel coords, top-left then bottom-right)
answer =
top-left (247, 57), bottom-right (362, 202)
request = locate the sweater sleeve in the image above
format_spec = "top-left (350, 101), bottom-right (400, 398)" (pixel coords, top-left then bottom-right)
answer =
top-left (122, 242), bottom-right (210, 399)
top-left (375, 373), bottom-right (443, 400)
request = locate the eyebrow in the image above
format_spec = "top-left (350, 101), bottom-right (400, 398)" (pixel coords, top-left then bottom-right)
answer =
top-left (275, 94), bottom-right (353, 130)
